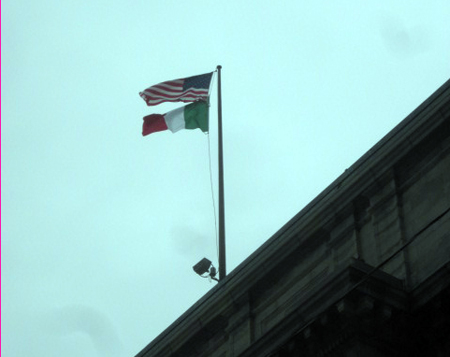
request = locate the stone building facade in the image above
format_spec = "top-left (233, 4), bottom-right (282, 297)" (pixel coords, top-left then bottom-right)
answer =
top-left (136, 79), bottom-right (450, 357)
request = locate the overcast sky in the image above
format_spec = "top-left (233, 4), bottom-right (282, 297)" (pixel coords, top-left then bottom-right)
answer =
top-left (2, 1), bottom-right (450, 356)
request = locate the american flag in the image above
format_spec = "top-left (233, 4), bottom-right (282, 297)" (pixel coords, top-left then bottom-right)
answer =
top-left (139, 72), bottom-right (213, 106)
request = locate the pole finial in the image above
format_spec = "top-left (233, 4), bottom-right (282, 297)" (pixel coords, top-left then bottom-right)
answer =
top-left (217, 65), bottom-right (222, 70)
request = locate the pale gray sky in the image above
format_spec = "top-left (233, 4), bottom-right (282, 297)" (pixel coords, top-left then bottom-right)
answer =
top-left (2, 1), bottom-right (450, 356)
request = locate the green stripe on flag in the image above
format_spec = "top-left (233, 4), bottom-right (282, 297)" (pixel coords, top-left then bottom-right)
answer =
top-left (184, 101), bottom-right (209, 132)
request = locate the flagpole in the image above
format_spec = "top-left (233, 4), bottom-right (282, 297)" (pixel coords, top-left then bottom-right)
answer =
top-left (217, 65), bottom-right (226, 280)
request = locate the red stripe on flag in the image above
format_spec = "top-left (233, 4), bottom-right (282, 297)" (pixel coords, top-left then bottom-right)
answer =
top-left (142, 114), bottom-right (168, 136)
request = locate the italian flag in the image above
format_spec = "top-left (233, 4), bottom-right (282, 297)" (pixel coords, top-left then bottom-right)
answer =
top-left (142, 101), bottom-right (209, 136)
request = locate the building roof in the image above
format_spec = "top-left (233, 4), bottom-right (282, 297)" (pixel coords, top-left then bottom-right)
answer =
top-left (136, 78), bottom-right (450, 357)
